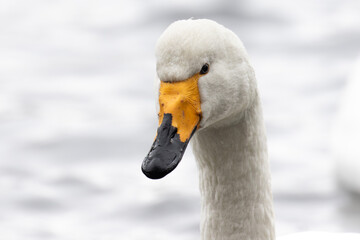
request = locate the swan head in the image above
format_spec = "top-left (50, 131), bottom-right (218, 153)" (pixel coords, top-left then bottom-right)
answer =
top-left (142, 19), bottom-right (257, 179)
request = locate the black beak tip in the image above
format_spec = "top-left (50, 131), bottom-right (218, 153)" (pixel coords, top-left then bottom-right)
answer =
top-left (142, 113), bottom-right (196, 180)
top-left (141, 157), bottom-right (169, 180)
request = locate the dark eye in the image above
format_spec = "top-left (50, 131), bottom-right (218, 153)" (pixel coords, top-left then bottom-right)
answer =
top-left (200, 63), bottom-right (209, 75)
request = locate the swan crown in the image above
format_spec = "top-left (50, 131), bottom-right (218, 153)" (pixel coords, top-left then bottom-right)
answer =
top-left (155, 19), bottom-right (257, 128)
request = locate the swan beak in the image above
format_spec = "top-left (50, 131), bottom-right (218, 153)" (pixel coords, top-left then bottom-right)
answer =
top-left (142, 73), bottom-right (202, 179)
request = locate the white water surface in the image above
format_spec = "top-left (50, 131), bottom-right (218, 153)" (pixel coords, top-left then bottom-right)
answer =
top-left (1, 0), bottom-right (360, 239)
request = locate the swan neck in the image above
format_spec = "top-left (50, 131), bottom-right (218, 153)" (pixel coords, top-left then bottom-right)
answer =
top-left (192, 96), bottom-right (275, 240)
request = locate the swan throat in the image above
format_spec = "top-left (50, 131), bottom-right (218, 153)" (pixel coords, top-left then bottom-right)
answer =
top-left (142, 74), bottom-right (202, 179)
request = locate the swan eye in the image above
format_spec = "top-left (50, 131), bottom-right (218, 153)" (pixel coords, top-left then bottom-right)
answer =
top-left (200, 63), bottom-right (209, 75)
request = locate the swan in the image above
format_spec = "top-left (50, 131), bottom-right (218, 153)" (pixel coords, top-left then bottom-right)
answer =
top-left (333, 56), bottom-right (360, 194)
top-left (141, 19), bottom-right (360, 240)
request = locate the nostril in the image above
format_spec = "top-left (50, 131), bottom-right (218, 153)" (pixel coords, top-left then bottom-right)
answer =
top-left (169, 129), bottom-right (178, 144)
top-left (170, 128), bottom-right (177, 140)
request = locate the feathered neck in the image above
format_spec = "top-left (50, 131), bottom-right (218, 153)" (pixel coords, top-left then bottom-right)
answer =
top-left (191, 92), bottom-right (275, 240)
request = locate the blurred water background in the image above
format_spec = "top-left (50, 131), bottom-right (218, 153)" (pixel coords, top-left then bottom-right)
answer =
top-left (1, 0), bottom-right (360, 239)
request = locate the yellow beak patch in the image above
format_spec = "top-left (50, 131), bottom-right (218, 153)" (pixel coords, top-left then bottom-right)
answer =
top-left (158, 73), bottom-right (202, 142)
